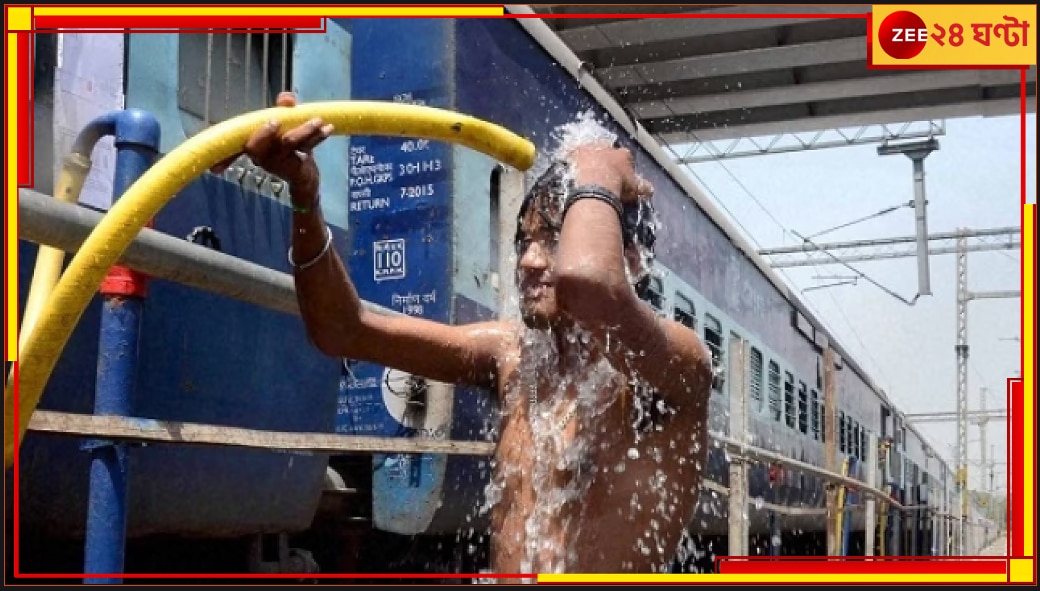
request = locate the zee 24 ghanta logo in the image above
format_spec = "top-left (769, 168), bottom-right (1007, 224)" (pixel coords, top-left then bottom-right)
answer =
top-left (878, 9), bottom-right (1030, 59)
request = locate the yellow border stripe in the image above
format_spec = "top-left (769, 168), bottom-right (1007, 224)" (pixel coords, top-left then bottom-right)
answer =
top-left (539, 573), bottom-right (1010, 583)
top-left (6, 32), bottom-right (19, 363)
top-left (8, 7), bottom-right (32, 30)
top-left (1023, 203), bottom-right (1035, 557)
top-left (1010, 558), bottom-right (1035, 583)
top-left (33, 6), bottom-right (504, 17)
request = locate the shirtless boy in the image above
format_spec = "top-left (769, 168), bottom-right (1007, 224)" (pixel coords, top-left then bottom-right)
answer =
top-left (219, 93), bottom-right (713, 575)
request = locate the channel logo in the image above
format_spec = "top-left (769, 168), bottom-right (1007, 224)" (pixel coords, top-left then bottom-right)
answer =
top-left (870, 5), bottom-right (1036, 67)
top-left (877, 10), bottom-right (930, 60)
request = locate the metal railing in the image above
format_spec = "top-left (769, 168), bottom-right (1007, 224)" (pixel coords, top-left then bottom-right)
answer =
top-left (20, 188), bottom-right (963, 556)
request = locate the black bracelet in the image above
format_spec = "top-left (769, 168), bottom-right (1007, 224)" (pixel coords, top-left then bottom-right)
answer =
top-left (291, 191), bottom-right (321, 215)
top-left (563, 184), bottom-right (624, 224)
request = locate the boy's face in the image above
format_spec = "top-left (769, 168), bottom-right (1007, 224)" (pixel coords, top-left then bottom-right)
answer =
top-left (516, 205), bottom-right (562, 329)
top-left (515, 199), bottom-right (649, 330)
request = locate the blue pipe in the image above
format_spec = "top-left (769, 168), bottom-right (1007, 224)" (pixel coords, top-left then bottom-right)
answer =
top-left (82, 109), bottom-right (160, 584)
top-left (70, 109), bottom-right (160, 158)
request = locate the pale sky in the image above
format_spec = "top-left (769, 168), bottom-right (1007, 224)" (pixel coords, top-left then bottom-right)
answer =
top-left (680, 112), bottom-right (1034, 494)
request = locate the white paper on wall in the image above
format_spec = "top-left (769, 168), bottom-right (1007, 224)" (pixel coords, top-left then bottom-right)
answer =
top-left (53, 33), bottom-right (125, 210)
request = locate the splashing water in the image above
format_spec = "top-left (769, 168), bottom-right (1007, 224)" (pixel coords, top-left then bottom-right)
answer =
top-left (474, 113), bottom-right (696, 577)
top-left (520, 325), bottom-right (618, 574)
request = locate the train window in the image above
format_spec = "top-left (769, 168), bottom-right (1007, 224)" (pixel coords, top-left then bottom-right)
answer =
top-left (846, 418), bottom-right (853, 457)
top-left (178, 33), bottom-right (293, 133)
top-left (783, 372), bottom-right (795, 429)
top-left (852, 421), bottom-right (860, 459)
top-left (797, 381), bottom-right (808, 434)
top-left (821, 410), bottom-right (826, 443)
top-left (838, 412), bottom-right (846, 453)
top-left (768, 361), bottom-right (782, 422)
top-left (673, 293), bottom-right (696, 330)
top-left (748, 347), bottom-right (763, 412)
top-left (810, 389), bottom-right (820, 440)
top-left (848, 420), bottom-right (856, 458)
top-left (704, 315), bottom-right (725, 392)
top-left (853, 422), bottom-right (861, 459)
top-left (645, 277), bottom-right (665, 312)
top-left (861, 428), bottom-right (868, 461)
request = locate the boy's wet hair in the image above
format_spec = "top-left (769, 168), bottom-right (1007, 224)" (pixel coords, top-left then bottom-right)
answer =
top-left (515, 160), bottom-right (658, 300)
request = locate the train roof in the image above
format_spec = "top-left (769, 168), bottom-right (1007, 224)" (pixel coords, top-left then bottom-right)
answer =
top-left (508, 7), bottom-right (932, 449)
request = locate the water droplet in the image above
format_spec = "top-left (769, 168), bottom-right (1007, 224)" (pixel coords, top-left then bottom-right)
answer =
top-left (627, 447), bottom-right (640, 460)
top-left (754, 497), bottom-right (764, 510)
top-left (636, 538), bottom-right (652, 556)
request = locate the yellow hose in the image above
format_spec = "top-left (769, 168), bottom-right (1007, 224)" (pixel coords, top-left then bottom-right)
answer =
top-left (17, 154), bottom-right (92, 353)
top-left (5, 101), bottom-right (536, 468)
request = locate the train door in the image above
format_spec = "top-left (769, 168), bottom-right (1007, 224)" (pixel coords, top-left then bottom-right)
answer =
top-left (703, 315), bottom-right (724, 395)
top-left (492, 165), bottom-right (526, 322)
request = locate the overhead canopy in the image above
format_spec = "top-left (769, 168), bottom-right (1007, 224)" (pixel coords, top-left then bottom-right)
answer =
top-left (532, 5), bottom-right (1036, 151)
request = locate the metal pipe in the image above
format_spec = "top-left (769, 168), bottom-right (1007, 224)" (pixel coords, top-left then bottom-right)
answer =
top-left (224, 34), bottom-right (231, 122)
top-left (204, 32), bottom-right (214, 126)
top-left (841, 457), bottom-right (857, 556)
top-left (17, 188), bottom-right (400, 319)
top-left (713, 432), bottom-right (905, 510)
top-left (70, 112), bottom-right (121, 156)
top-left (759, 226), bottom-right (1020, 255)
top-left (865, 435), bottom-right (878, 555)
top-left (244, 34), bottom-right (252, 110)
top-left (968, 290), bottom-right (1021, 300)
top-left (911, 156), bottom-right (932, 296)
top-left (280, 33), bottom-right (288, 93)
top-left (82, 300), bottom-right (139, 583)
top-left (82, 109), bottom-right (161, 584)
top-left (726, 338), bottom-right (749, 557)
top-left (261, 34), bottom-right (270, 106)
top-left (877, 138), bottom-right (939, 298)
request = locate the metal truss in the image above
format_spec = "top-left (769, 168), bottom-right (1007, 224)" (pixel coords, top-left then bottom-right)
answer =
top-left (759, 227), bottom-right (1021, 268)
top-left (904, 409), bottom-right (1008, 424)
top-left (672, 120), bottom-right (947, 164)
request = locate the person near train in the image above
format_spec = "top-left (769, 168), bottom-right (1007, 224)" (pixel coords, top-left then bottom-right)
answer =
top-left (214, 92), bottom-right (713, 576)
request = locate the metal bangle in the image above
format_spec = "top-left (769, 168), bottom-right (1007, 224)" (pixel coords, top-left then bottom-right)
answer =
top-left (288, 228), bottom-right (333, 271)
top-left (563, 184), bottom-right (624, 224)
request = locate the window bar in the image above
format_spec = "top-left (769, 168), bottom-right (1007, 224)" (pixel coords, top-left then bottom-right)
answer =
top-left (204, 31), bottom-right (214, 127)
top-left (224, 34), bottom-right (232, 122)
top-left (280, 33), bottom-right (288, 93)
top-left (262, 33), bottom-right (270, 107)
top-left (244, 34), bottom-right (252, 111)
